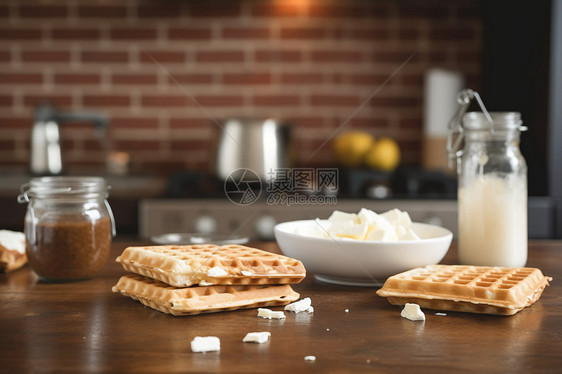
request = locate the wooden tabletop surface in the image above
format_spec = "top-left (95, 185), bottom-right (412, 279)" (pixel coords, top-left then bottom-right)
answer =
top-left (1, 240), bottom-right (561, 373)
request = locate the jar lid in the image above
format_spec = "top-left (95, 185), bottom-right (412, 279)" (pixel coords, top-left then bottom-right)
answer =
top-left (18, 176), bottom-right (109, 203)
top-left (462, 112), bottom-right (526, 131)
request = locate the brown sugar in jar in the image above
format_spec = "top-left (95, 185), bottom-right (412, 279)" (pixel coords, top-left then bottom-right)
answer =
top-left (18, 177), bottom-right (115, 282)
top-left (26, 216), bottom-right (112, 280)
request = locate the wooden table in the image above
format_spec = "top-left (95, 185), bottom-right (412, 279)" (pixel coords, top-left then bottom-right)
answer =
top-left (1, 240), bottom-right (561, 373)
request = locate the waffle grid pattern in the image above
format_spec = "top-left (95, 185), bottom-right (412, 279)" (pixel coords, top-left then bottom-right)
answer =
top-left (377, 265), bottom-right (552, 316)
top-left (116, 244), bottom-right (306, 287)
top-left (112, 274), bottom-right (300, 316)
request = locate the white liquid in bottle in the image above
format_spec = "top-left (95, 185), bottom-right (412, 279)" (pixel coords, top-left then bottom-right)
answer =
top-left (458, 173), bottom-right (527, 267)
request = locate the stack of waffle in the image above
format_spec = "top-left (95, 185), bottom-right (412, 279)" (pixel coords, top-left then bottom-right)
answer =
top-left (112, 244), bottom-right (306, 316)
top-left (377, 264), bottom-right (552, 316)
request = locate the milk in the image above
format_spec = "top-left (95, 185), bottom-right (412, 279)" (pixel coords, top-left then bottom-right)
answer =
top-left (458, 173), bottom-right (527, 267)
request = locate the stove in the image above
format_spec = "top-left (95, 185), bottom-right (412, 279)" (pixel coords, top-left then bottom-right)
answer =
top-left (140, 167), bottom-right (459, 241)
top-left (139, 168), bottom-right (557, 240)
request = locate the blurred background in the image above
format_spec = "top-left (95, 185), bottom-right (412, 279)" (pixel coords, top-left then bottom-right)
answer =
top-left (0, 0), bottom-right (482, 171)
top-left (0, 0), bottom-right (560, 239)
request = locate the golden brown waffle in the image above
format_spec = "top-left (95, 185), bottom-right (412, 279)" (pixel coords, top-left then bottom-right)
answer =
top-left (0, 229), bottom-right (27, 273)
top-left (112, 274), bottom-right (300, 316)
top-left (115, 244), bottom-right (306, 287)
top-left (376, 265), bottom-right (552, 316)
top-left (0, 245), bottom-right (27, 272)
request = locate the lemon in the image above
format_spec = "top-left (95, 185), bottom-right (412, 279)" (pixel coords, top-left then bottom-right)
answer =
top-left (364, 137), bottom-right (401, 171)
top-left (332, 131), bottom-right (374, 167)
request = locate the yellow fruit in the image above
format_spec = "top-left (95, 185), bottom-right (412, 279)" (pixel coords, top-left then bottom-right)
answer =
top-left (364, 137), bottom-right (401, 171)
top-left (332, 131), bottom-right (374, 167)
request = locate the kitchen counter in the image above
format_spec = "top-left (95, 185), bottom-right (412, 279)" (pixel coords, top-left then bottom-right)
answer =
top-left (1, 240), bottom-right (561, 373)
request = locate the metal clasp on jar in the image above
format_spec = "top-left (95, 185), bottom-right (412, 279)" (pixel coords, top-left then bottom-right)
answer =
top-left (446, 89), bottom-right (494, 172)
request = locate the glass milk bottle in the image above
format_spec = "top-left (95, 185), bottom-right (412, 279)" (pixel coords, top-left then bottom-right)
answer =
top-left (456, 112), bottom-right (528, 267)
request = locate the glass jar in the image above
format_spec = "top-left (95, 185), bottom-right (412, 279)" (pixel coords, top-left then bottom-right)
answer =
top-left (457, 112), bottom-right (528, 267)
top-left (18, 177), bottom-right (115, 281)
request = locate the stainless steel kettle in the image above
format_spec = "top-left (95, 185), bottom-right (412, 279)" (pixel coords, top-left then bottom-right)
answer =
top-left (30, 103), bottom-right (109, 175)
top-left (214, 118), bottom-right (292, 181)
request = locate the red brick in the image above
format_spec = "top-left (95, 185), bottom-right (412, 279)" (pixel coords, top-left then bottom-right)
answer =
top-left (83, 95), bottom-right (130, 107)
top-left (54, 73), bottom-right (101, 85)
top-left (141, 95), bottom-right (191, 108)
top-left (171, 73), bottom-right (213, 85)
top-left (279, 27), bottom-right (326, 39)
top-left (348, 28), bottom-right (391, 40)
top-left (0, 73), bottom-right (42, 85)
top-left (52, 28), bottom-right (100, 40)
top-left (82, 51), bottom-right (129, 63)
top-left (310, 95), bottom-right (360, 107)
top-left (311, 50), bottom-right (365, 63)
top-left (0, 6), bottom-right (9, 18)
top-left (342, 117), bottom-right (388, 130)
top-left (371, 51), bottom-right (418, 63)
top-left (196, 95), bottom-right (243, 107)
top-left (398, 5), bottom-right (449, 19)
top-left (428, 51), bottom-right (447, 64)
top-left (369, 96), bottom-right (419, 108)
top-left (111, 73), bottom-right (157, 85)
top-left (402, 74), bottom-right (423, 87)
top-left (280, 73), bottom-right (323, 84)
top-left (0, 50), bottom-right (10, 62)
top-left (0, 28), bottom-right (41, 40)
top-left (82, 139), bottom-right (106, 152)
top-left (0, 95), bottom-right (12, 106)
top-left (0, 140), bottom-right (15, 152)
top-left (251, 3), bottom-right (301, 17)
top-left (170, 139), bottom-right (209, 151)
top-left (168, 27), bottom-right (211, 40)
top-left (169, 118), bottom-right (211, 128)
top-left (110, 28), bottom-right (157, 40)
top-left (21, 51), bottom-right (71, 63)
top-left (223, 73), bottom-right (271, 85)
top-left (456, 50), bottom-right (480, 61)
top-left (189, 2), bottom-right (241, 17)
top-left (23, 94), bottom-right (72, 107)
top-left (308, 4), bottom-right (388, 18)
top-left (113, 140), bottom-right (160, 151)
top-left (429, 27), bottom-right (476, 41)
top-left (196, 51), bottom-right (244, 63)
top-left (19, 6), bottom-right (67, 18)
top-left (255, 49), bottom-right (302, 63)
top-left (253, 95), bottom-right (300, 106)
top-left (349, 74), bottom-right (388, 85)
top-left (112, 117), bottom-right (159, 129)
top-left (137, 4), bottom-right (182, 18)
top-left (140, 51), bottom-right (186, 63)
top-left (0, 116), bottom-right (30, 128)
top-left (286, 117), bottom-right (325, 127)
top-left (77, 6), bottom-right (127, 18)
top-left (222, 27), bottom-right (270, 39)
top-left (398, 28), bottom-right (421, 41)
top-left (399, 117), bottom-right (422, 129)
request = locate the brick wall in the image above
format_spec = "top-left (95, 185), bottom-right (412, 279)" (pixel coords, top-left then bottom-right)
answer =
top-left (0, 0), bottom-right (482, 175)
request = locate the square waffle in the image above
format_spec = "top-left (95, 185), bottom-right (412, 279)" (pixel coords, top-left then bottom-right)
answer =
top-left (112, 274), bottom-right (300, 316)
top-left (115, 244), bottom-right (306, 287)
top-left (376, 265), bottom-right (552, 316)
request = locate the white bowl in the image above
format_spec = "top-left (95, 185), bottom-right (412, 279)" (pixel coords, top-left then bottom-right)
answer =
top-left (274, 220), bottom-right (453, 286)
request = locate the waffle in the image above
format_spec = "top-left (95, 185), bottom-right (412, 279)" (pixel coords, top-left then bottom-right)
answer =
top-left (115, 244), bottom-right (306, 287)
top-left (0, 245), bottom-right (27, 272)
top-left (0, 230), bottom-right (27, 273)
top-left (112, 274), bottom-right (300, 316)
top-left (376, 265), bottom-right (552, 316)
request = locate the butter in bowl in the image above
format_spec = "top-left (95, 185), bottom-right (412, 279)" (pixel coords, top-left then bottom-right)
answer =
top-left (274, 209), bottom-right (453, 286)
